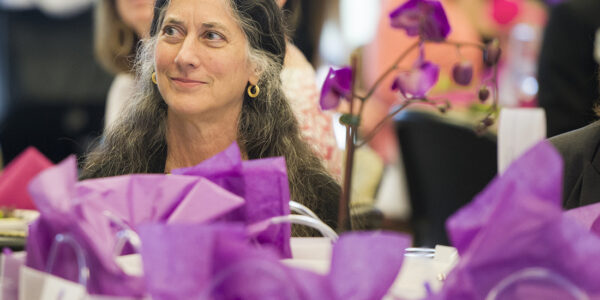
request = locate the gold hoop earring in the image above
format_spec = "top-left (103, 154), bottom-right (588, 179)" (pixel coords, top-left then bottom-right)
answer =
top-left (152, 72), bottom-right (157, 84)
top-left (247, 84), bottom-right (259, 98)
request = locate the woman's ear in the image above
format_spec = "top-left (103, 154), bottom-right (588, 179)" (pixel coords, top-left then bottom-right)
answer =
top-left (248, 66), bottom-right (261, 85)
top-left (249, 74), bottom-right (259, 86)
top-left (247, 58), bottom-right (262, 85)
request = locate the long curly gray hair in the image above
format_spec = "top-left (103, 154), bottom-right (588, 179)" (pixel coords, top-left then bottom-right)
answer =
top-left (81, 0), bottom-right (340, 229)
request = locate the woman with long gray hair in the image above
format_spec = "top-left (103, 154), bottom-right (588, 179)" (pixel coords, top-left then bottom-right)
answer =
top-left (81, 0), bottom-right (340, 230)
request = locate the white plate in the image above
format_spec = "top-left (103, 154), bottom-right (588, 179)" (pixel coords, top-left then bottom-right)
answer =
top-left (0, 209), bottom-right (39, 233)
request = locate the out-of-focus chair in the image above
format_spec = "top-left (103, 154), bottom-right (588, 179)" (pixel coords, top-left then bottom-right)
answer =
top-left (0, 7), bottom-right (112, 164)
top-left (394, 109), bottom-right (497, 247)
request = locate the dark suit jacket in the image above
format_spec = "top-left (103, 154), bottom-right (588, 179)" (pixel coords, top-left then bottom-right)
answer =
top-left (550, 121), bottom-right (600, 209)
top-left (537, 0), bottom-right (600, 137)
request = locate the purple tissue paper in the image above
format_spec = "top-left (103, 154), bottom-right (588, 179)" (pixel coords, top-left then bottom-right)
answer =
top-left (139, 222), bottom-right (410, 300)
top-left (431, 141), bottom-right (600, 300)
top-left (26, 156), bottom-right (244, 296)
top-left (173, 142), bottom-right (292, 258)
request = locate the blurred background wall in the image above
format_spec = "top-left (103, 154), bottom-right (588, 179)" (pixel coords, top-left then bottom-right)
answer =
top-left (0, 0), bottom-right (112, 164)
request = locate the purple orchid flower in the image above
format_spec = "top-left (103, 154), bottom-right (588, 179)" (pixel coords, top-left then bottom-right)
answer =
top-left (392, 60), bottom-right (439, 99)
top-left (389, 0), bottom-right (451, 42)
top-left (320, 67), bottom-right (353, 110)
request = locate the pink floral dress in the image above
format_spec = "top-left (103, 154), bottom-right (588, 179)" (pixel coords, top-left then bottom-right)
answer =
top-left (281, 46), bottom-right (343, 181)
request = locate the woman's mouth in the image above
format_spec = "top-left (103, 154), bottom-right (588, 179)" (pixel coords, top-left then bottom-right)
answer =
top-left (171, 77), bottom-right (206, 88)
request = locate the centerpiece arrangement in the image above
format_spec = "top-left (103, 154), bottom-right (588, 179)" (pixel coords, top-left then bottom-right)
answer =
top-left (319, 0), bottom-right (501, 231)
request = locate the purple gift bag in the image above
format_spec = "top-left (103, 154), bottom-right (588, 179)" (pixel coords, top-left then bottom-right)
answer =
top-left (173, 142), bottom-right (292, 257)
top-left (565, 202), bottom-right (600, 235)
top-left (26, 156), bottom-right (244, 297)
top-left (138, 222), bottom-right (410, 300)
top-left (328, 232), bottom-right (410, 299)
top-left (446, 140), bottom-right (564, 255)
top-left (431, 141), bottom-right (600, 300)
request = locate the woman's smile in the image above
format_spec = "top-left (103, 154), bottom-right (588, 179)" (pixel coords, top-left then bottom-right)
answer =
top-left (170, 76), bottom-right (208, 89)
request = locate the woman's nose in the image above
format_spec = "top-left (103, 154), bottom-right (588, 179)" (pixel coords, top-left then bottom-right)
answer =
top-left (174, 37), bottom-right (201, 70)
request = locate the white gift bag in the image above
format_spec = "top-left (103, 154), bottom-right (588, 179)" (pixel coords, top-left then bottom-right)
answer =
top-left (19, 266), bottom-right (87, 300)
top-left (1, 250), bottom-right (26, 300)
top-left (19, 233), bottom-right (89, 300)
top-left (497, 108), bottom-right (546, 174)
top-left (19, 265), bottom-right (147, 300)
top-left (18, 232), bottom-right (147, 300)
top-left (282, 237), bottom-right (332, 274)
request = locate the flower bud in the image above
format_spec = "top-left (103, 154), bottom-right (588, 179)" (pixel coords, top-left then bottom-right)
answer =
top-left (476, 117), bottom-right (495, 135)
top-left (437, 101), bottom-right (451, 113)
top-left (452, 61), bottom-right (473, 86)
top-left (478, 86), bottom-right (490, 102)
top-left (482, 117), bottom-right (494, 127)
top-left (483, 39), bottom-right (501, 67)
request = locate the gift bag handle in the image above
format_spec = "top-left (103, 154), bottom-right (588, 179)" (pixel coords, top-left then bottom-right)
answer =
top-left (103, 211), bottom-right (142, 256)
top-left (267, 215), bottom-right (338, 241)
top-left (113, 229), bottom-right (142, 256)
top-left (45, 233), bottom-right (89, 287)
top-left (404, 247), bottom-right (435, 258)
top-left (485, 267), bottom-right (589, 300)
top-left (289, 201), bottom-right (322, 221)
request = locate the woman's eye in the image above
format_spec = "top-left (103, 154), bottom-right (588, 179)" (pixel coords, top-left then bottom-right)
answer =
top-left (205, 31), bottom-right (224, 41)
top-left (163, 26), bottom-right (180, 36)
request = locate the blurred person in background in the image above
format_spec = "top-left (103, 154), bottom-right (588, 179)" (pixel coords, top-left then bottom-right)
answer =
top-left (94, 0), bottom-right (154, 129)
top-left (81, 0), bottom-right (341, 230)
top-left (550, 98), bottom-right (600, 209)
top-left (0, 0), bottom-right (114, 163)
top-left (277, 0), bottom-right (343, 180)
top-left (537, 0), bottom-right (600, 137)
top-left (551, 112), bottom-right (600, 209)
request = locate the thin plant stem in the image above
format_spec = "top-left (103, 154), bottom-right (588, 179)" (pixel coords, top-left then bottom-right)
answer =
top-left (482, 63), bottom-right (500, 120)
top-left (338, 53), bottom-right (360, 232)
top-left (357, 96), bottom-right (367, 121)
top-left (358, 39), bottom-right (484, 103)
top-left (441, 39), bottom-right (486, 50)
top-left (356, 98), bottom-right (431, 148)
top-left (492, 64), bottom-right (499, 108)
top-left (354, 39), bottom-right (487, 148)
top-left (361, 40), bottom-right (420, 101)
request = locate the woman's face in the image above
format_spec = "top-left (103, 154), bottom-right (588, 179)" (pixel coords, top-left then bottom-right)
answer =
top-left (154, 0), bottom-right (257, 120)
top-left (115, 0), bottom-right (154, 38)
